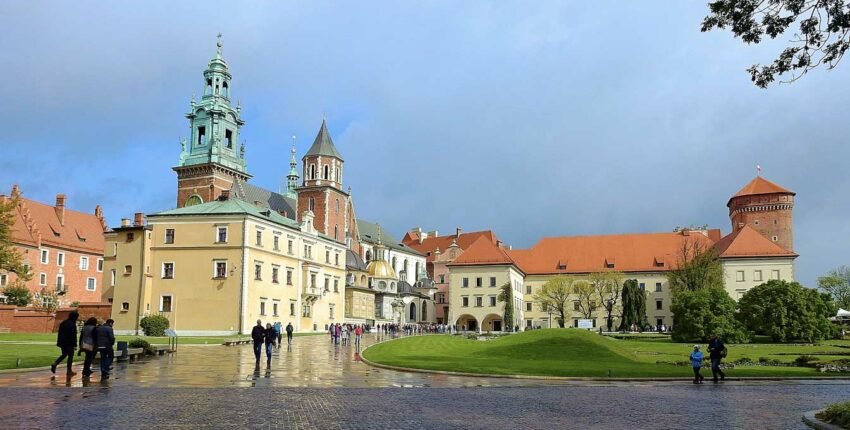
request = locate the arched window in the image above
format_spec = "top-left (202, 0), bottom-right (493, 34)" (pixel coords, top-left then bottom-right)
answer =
top-left (410, 303), bottom-right (417, 322)
top-left (310, 164), bottom-right (316, 180)
top-left (360, 275), bottom-right (366, 285)
top-left (309, 197), bottom-right (315, 211)
top-left (365, 250), bottom-right (372, 262)
top-left (415, 262), bottom-right (420, 280)
top-left (323, 165), bottom-right (329, 180)
top-left (205, 78), bottom-right (212, 95)
top-left (335, 199), bottom-right (339, 214)
top-left (334, 225), bottom-right (338, 240)
top-left (422, 302), bottom-right (427, 321)
top-left (404, 260), bottom-right (409, 278)
top-left (391, 256), bottom-right (397, 271)
top-left (390, 282), bottom-right (396, 291)
top-left (222, 82), bottom-right (229, 97)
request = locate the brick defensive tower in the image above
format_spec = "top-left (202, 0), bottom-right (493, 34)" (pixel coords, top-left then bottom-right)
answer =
top-left (727, 176), bottom-right (795, 252)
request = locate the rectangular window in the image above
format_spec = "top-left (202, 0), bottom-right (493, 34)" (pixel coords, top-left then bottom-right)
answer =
top-left (121, 302), bottom-right (130, 311)
top-left (461, 296), bottom-right (469, 307)
top-left (56, 274), bottom-right (65, 292)
top-left (214, 261), bottom-right (227, 278)
top-left (0, 274), bottom-right (7, 287)
top-left (97, 258), bottom-right (103, 272)
top-left (333, 279), bottom-right (339, 293)
top-left (224, 129), bottom-right (233, 148)
top-left (260, 301), bottom-right (266, 316)
top-left (160, 295), bottom-right (172, 312)
top-left (217, 227), bottom-right (228, 243)
top-left (126, 232), bottom-right (134, 242)
top-left (302, 304), bottom-right (311, 317)
top-left (80, 256), bottom-right (89, 271)
top-left (286, 269), bottom-right (293, 285)
top-left (771, 270), bottom-right (780, 280)
top-left (310, 274), bottom-right (317, 288)
top-left (439, 275), bottom-right (445, 283)
top-left (272, 267), bottom-right (279, 284)
top-left (329, 304), bottom-right (335, 319)
top-left (462, 278), bottom-right (469, 288)
top-left (197, 126), bottom-right (206, 145)
top-left (288, 240), bottom-right (294, 254)
top-left (736, 271), bottom-right (745, 282)
top-left (476, 277), bottom-right (482, 287)
top-left (40, 249), bottom-right (49, 264)
top-left (290, 302), bottom-right (296, 316)
top-left (526, 285), bottom-right (532, 294)
top-left (638, 282), bottom-right (645, 291)
top-left (162, 262), bottom-right (174, 279)
top-left (110, 269), bottom-right (116, 287)
top-left (489, 277), bottom-right (496, 287)
top-left (273, 236), bottom-right (280, 251)
top-left (655, 282), bottom-right (662, 292)
top-left (273, 302), bottom-right (279, 317)
top-left (165, 229), bottom-right (175, 244)
top-left (526, 319), bottom-right (533, 328)
top-left (656, 300), bottom-right (663, 310)
top-left (324, 278), bottom-right (330, 292)
top-left (124, 265), bottom-right (133, 275)
top-left (489, 296), bottom-right (496, 307)
top-left (754, 270), bottom-right (763, 281)
top-left (57, 252), bottom-right (64, 267)
top-left (335, 253), bottom-right (339, 266)
top-left (573, 301), bottom-right (580, 311)
top-left (526, 302), bottom-right (532, 312)
top-left (254, 263), bottom-right (262, 281)
top-left (86, 277), bottom-right (96, 291)
top-left (475, 296), bottom-right (483, 307)
top-left (39, 273), bottom-right (47, 286)
top-left (256, 230), bottom-right (263, 246)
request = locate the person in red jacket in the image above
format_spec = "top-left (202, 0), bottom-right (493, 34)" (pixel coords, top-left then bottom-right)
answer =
top-left (354, 325), bottom-right (363, 350)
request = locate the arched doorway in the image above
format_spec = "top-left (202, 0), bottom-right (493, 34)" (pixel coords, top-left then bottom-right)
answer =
top-left (409, 303), bottom-right (417, 322)
top-left (483, 314), bottom-right (503, 332)
top-left (456, 314), bottom-right (478, 332)
top-left (421, 302), bottom-right (427, 321)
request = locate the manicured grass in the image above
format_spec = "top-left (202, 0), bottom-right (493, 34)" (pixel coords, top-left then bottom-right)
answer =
top-left (0, 344), bottom-right (58, 370)
top-left (363, 329), bottom-right (850, 378)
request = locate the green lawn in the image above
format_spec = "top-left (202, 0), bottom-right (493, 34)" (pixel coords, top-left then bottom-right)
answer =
top-left (0, 344), bottom-right (59, 370)
top-left (362, 329), bottom-right (850, 378)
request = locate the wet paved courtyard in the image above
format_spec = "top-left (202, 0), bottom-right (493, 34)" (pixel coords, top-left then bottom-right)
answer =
top-left (0, 334), bottom-right (848, 429)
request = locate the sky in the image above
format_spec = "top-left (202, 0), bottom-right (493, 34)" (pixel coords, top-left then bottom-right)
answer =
top-left (1, 1), bottom-right (848, 288)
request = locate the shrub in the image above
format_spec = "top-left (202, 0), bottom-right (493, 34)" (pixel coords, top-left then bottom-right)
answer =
top-left (735, 356), bottom-right (752, 364)
top-left (817, 400), bottom-right (850, 429)
top-left (670, 286), bottom-right (750, 343)
top-left (737, 280), bottom-right (835, 342)
top-left (2, 284), bottom-right (31, 307)
top-left (128, 338), bottom-right (155, 355)
top-left (139, 315), bottom-right (170, 337)
top-left (794, 355), bottom-right (818, 367)
top-left (758, 357), bottom-right (770, 363)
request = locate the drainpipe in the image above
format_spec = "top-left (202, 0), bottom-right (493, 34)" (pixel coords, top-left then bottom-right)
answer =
top-left (239, 217), bottom-right (248, 334)
top-left (134, 228), bottom-right (147, 335)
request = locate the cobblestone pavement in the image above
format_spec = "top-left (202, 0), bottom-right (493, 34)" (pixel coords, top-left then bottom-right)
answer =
top-left (0, 334), bottom-right (848, 429)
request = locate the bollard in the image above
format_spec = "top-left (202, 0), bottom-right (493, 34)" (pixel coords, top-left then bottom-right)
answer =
top-left (16, 358), bottom-right (21, 368)
top-left (608, 369), bottom-right (612, 377)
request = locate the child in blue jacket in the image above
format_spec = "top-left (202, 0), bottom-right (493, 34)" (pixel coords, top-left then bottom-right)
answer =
top-left (690, 345), bottom-right (705, 384)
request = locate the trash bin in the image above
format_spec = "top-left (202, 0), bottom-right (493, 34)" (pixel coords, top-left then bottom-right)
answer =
top-left (117, 341), bottom-right (129, 359)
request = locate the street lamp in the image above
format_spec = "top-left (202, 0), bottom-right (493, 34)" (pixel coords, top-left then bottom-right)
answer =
top-left (547, 304), bottom-right (553, 329)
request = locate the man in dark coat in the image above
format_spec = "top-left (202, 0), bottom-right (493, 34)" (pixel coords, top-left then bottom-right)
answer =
top-left (51, 311), bottom-right (79, 376)
top-left (251, 319), bottom-right (265, 368)
top-left (96, 319), bottom-right (116, 378)
top-left (707, 333), bottom-right (726, 383)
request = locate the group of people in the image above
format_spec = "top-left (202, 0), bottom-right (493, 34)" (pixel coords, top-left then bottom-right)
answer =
top-left (251, 320), bottom-right (294, 368)
top-left (328, 323), bottom-right (365, 348)
top-left (689, 333), bottom-right (727, 384)
top-left (52, 311), bottom-right (116, 379)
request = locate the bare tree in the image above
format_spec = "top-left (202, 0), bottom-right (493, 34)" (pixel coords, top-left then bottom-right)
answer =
top-left (534, 276), bottom-right (573, 328)
top-left (590, 271), bottom-right (625, 332)
top-left (573, 281), bottom-right (598, 321)
top-left (667, 237), bottom-right (723, 293)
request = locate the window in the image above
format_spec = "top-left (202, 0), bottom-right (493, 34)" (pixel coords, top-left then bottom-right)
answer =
top-left (80, 256), bottom-right (89, 271)
top-left (476, 277), bottom-right (482, 287)
top-left (56, 252), bottom-right (64, 267)
top-left (489, 296), bottom-right (496, 307)
top-left (56, 274), bottom-right (65, 291)
top-left (40, 249), bottom-right (49, 264)
top-left (655, 282), bottom-right (662, 292)
top-left (736, 271), bottom-right (745, 282)
top-left (772, 236), bottom-right (778, 242)
top-left (475, 297), bottom-right (483, 307)
top-left (526, 302), bottom-right (532, 312)
top-left (309, 197), bottom-right (315, 211)
top-left (489, 277), bottom-right (496, 287)
top-left (754, 219), bottom-right (760, 225)
top-left (39, 273), bottom-right (46, 286)
top-left (462, 277), bottom-right (469, 288)
top-left (217, 227), bottom-right (228, 243)
top-left (256, 230), bottom-right (263, 246)
top-left (254, 263), bottom-right (262, 281)
top-left (309, 164), bottom-right (315, 180)
top-left (287, 240), bottom-right (294, 254)
top-left (324, 278), bottom-right (330, 292)
top-left (273, 236), bottom-right (280, 251)
top-left (325, 250), bottom-right (330, 263)
top-left (214, 261), bottom-right (227, 278)
top-left (526, 285), bottom-right (532, 294)
top-left (335, 253), bottom-right (339, 266)
top-left (302, 304), bottom-right (311, 317)
top-left (86, 277), bottom-right (96, 292)
top-left (573, 301), bottom-right (580, 311)
top-left (160, 295), bottom-right (172, 312)
top-left (656, 300), bottom-right (663, 310)
top-left (272, 267), bottom-right (279, 284)
top-left (771, 270), bottom-right (780, 280)
top-left (333, 279), bottom-right (339, 293)
top-left (439, 274), bottom-right (445, 283)
top-left (126, 232), bottom-right (135, 242)
top-left (290, 302), bottom-right (296, 316)
top-left (639, 282), bottom-right (645, 291)
top-left (286, 269), bottom-right (293, 285)
top-left (124, 265), bottom-right (133, 275)
top-left (334, 225), bottom-right (339, 240)
top-left (335, 199), bottom-right (340, 213)
top-left (197, 125), bottom-right (206, 145)
top-left (323, 165), bottom-right (329, 180)
top-left (0, 274), bottom-right (5, 287)
top-left (121, 302), bottom-right (130, 311)
top-left (304, 245), bottom-right (312, 259)
top-left (273, 302), bottom-right (279, 317)
top-left (97, 258), bottom-right (103, 272)
top-left (162, 263), bottom-right (174, 279)
top-left (310, 273), bottom-right (317, 288)
top-left (329, 304), bottom-right (335, 319)
top-left (461, 296), bottom-right (469, 307)
top-left (224, 129), bottom-right (233, 148)
top-left (165, 229), bottom-right (175, 244)
top-left (113, 243), bottom-right (118, 257)
top-left (110, 270), bottom-right (116, 287)
top-left (754, 270), bottom-right (763, 282)
top-left (526, 319), bottom-right (533, 328)
top-left (260, 301), bottom-right (266, 316)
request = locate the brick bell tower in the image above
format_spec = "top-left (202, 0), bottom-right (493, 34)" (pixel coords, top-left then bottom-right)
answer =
top-left (296, 118), bottom-right (349, 243)
top-left (173, 35), bottom-right (250, 208)
top-left (727, 175), bottom-right (795, 251)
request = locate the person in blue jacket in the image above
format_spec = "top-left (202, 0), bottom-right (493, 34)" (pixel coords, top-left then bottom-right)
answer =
top-left (690, 345), bottom-right (705, 384)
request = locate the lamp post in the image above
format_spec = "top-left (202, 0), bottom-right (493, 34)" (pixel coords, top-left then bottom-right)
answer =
top-left (547, 305), bottom-right (553, 329)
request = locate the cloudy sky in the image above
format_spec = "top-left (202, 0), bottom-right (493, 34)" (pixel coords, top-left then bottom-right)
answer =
top-left (1, 1), bottom-right (847, 287)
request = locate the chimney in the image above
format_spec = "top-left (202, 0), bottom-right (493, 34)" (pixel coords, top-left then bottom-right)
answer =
top-left (456, 227), bottom-right (462, 238)
top-left (121, 218), bottom-right (131, 227)
top-left (681, 229), bottom-right (690, 236)
top-left (496, 240), bottom-right (503, 248)
top-left (133, 212), bottom-right (145, 226)
top-left (220, 189), bottom-right (231, 201)
top-left (55, 194), bottom-right (66, 226)
top-left (11, 184), bottom-right (20, 198)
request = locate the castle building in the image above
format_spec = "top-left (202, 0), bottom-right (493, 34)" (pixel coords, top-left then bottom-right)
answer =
top-left (0, 186), bottom-right (107, 307)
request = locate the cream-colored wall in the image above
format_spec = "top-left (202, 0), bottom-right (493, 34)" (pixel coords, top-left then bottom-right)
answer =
top-left (448, 265), bottom-right (524, 332)
top-left (345, 288), bottom-right (376, 322)
top-left (105, 228), bottom-right (153, 334)
top-left (721, 257), bottom-right (795, 300)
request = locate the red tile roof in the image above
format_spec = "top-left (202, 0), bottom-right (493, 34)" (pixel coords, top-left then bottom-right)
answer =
top-left (447, 236), bottom-right (515, 267)
top-left (4, 188), bottom-right (106, 254)
top-left (404, 230), bottom-right (499, 263)
top-left (712, 225), bottom-right (797, 258)
top-left (507, 231), bottom-right (718, 275)
top-left (731, 176), bottom-right (794, 199)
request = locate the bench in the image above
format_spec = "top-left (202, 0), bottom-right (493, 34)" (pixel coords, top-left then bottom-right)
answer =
top-left (223, 339), bottom-right (252, 346)
top-left (152, 345), bottom-right (173, 356)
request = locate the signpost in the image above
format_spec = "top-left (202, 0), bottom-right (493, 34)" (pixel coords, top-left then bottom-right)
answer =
top-left (164, 329), bottom-right (178, 351)
top-left (577, 319), bottom-right (594, 329)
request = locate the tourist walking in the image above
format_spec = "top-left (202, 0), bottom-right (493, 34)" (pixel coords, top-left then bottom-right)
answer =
top-left (264, 323), bottom-right (275, 367)
top-left (707, 333), bottom-right (727, 383)
top-left (77, 317), bottom-right (98, 377)
top-left (334, 323), bottom-right (341, 345)
top-left (51, 311), bottom-right (79, 376)
top-left (274, 321), bottom-right (282, 347)
top-left (96, 319), bottom-right (115, 379)
top-left (690, 345), bottom-right (705, 384)
top-left (286, 322), bottom-right (294, 346)
top-left (354, 325), bottom-right (363, 349)
top-left (251, 319), bottom-right (265, 367)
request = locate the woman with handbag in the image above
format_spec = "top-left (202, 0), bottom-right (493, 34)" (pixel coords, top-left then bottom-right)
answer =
top-left (77, 317), bottom-right (98, 377)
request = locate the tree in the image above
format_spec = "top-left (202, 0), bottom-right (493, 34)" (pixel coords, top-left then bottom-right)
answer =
top-left (738, 279), bottom-right (835, 342)
top-left (670, 286), bottom-right (750, 343)
top-left (618, 279), bottom-right (648, 331)
top-left (33, 289), bottom-right (59, 313)
top-left (573, 281), bottom-right (598, 321)
top-left (140, 315), bottom-right (170, 337)
top-left (667, 238), bottom-right (723, 292)
top-left (702, 1), bottom-right (850, 87)
top-left (0, 194), bottom-right (30, 281)
top-left (818, 266), bottom-right (850, 310)
top-left (497, 282), bottom-right (514, 332)
top-left (590, 270), bottom-right (624, 332)
top-left (2, 283), bottom-right (31, 307)
top-left (534, 276), bottom-right (573, 328)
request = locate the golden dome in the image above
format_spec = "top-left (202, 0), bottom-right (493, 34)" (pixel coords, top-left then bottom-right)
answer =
top-left (367, 259), bottom-right (397, 279)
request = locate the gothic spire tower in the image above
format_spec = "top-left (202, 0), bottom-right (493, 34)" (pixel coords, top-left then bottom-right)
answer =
top-left (284, 135), bottom-right (300, 199)
top-left (174, 35), bottom-right (250, 207)
top-left (296, 118), bottom-right (349, 242)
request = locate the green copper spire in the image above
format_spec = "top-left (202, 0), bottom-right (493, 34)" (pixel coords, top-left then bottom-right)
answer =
top-left (285, 135), bottom-right (300, 198)
top-left (178, 34), bottom-right (247, 175)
